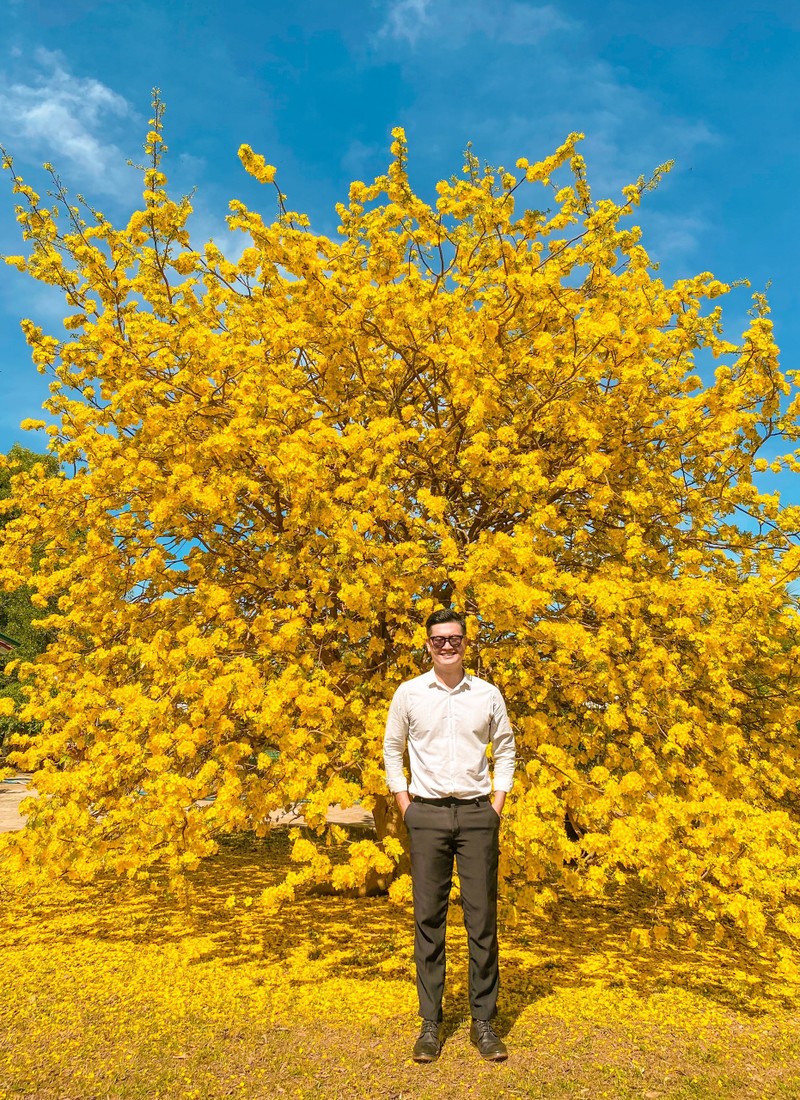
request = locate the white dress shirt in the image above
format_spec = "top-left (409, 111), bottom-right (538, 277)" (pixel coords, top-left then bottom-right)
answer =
top-left (383, 668), bottom-right (516, 798)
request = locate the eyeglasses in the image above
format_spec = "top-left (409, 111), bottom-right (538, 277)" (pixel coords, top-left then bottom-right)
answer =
top-left (428, 635), bottom-right (465, 651)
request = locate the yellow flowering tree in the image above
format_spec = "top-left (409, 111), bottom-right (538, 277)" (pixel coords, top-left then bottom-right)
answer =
top-left (2, 100), bottom-right (800, 940)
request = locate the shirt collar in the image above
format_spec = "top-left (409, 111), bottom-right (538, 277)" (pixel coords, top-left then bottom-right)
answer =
top-left (424, 668), bottom-right (471, 692)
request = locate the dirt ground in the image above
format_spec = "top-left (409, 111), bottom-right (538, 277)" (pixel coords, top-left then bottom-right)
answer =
top-left (0, 773), bottom-right (34, 832)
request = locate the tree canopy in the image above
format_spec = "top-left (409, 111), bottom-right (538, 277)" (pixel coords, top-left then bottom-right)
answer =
top-left (2, 101), bottom-right (800, 942)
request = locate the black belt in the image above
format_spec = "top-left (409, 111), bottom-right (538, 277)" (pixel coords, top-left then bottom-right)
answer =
top-left (412, 795), bottom-right (490, 807)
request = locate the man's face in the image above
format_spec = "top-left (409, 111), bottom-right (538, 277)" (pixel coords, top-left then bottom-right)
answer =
top-left (426, 622), bottom-right (466, 675)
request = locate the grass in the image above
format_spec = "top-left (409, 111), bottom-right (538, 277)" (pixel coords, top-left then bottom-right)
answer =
top-left (1, 832), bottom-right (799, 1099)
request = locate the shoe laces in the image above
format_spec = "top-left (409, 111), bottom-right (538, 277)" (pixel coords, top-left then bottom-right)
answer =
top-left (474, 1020), bottom-right (497, 1038)
top-left (421, 1020), bottom-right (439, 1035)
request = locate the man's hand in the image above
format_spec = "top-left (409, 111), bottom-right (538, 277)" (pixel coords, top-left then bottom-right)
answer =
top-left (491, 791), bottom-right (506, 817)
top-left (396, 791), bottom-right (412, 819)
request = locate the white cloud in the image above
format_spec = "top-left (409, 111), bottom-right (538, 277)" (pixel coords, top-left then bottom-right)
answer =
top-left (0, 48), bottom-right (135, 196)
top-left (401, 42), bottom-right (715, 225)
top-left (499, 2), bottom-right (572, 42)
top-left (341, 137), bottom-right (384, 180)
top-left (184, 201), bottom-right (249, 266)
top-left (177, 151), bottom-right (206, 180)
top-left (369, 9), bottom-right (718, 270)
top-left (577, 62), bottom-right (719, 189)
top-left (379, 0), bottom-right (433, 44)
top-left (378, 0), bottom-right (571, 47)
top-left (639, 210), bottom-right (710, 267)
top-left (0, 272), bottom-right (70, 329)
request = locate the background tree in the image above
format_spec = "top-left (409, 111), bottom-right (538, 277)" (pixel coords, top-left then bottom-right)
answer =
top-left (0, 444), bottom-right (57, 754)
top-left (2, 102), bottom-right (800, 942)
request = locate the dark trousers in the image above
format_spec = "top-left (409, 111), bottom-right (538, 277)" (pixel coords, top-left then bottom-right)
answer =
top-left (404, 798), bottom-right (501, 1022)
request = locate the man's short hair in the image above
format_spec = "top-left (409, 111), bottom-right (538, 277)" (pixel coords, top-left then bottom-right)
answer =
top-left (425, 608), bottom-right (466, 635)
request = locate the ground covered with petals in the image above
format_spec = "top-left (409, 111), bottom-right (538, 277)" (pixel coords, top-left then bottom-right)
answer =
top-left (2, 835), bottom-right (800, 1099)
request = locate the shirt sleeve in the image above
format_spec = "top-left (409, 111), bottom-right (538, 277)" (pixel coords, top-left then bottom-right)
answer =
top-left (490, 689), bottom-right (516, 793)
top-left (383, 685), bottom-right (410, 794)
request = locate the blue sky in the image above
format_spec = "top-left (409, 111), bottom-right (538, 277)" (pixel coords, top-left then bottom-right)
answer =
top-left (0, 0), bottom-right (798, 497)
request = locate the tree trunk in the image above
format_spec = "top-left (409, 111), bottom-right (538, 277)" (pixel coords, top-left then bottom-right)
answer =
top-left (308, 793), bottom-right (411, 898)
top-left (372, 791), bottom-right (411, 879)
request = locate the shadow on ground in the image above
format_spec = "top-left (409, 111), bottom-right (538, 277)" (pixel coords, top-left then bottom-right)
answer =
top-left (2, 829), bottom-right (793, 1034)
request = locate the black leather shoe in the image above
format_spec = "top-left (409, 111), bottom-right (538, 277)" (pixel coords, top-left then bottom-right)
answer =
top-left (413, 1020), bottom-right (441, 1062)
top-left (470, 1019), bottom-right (508, 1061)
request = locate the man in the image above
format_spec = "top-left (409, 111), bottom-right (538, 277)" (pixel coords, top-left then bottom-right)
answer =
top-left (383, 609), bottom-right (515, 1063)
